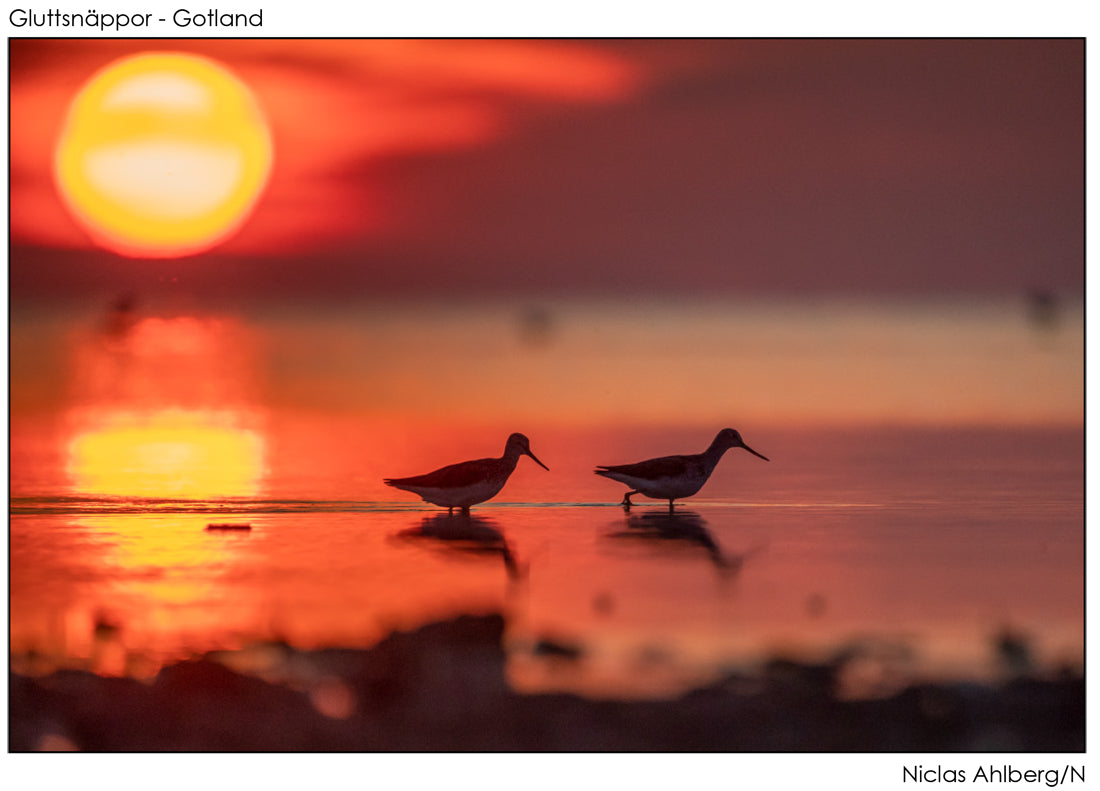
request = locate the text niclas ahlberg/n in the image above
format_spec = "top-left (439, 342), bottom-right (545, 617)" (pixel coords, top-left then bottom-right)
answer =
top-left (903, 765), bottom-right (1085, 787)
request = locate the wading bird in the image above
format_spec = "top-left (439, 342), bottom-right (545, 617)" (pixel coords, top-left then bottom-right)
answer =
top-left (595, 428), bottom-right (768, 510)
top-left (385, 432), bottom-right (549, 512)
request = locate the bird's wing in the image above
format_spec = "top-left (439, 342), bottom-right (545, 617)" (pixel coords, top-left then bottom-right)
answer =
top-left (385, 458), bottom-right (495, 489)
top-left (595, 455), bottom-right (692, 479)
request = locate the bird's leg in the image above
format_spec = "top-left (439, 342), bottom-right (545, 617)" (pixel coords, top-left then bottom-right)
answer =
top-left (460, 505), bottom-right (471, 516)
top-left (447, 507), bottom-right (454, 515)
top-left (621, 491), bottom-right (638, 510)
top-left (668, 499), bottom-right (675, 513)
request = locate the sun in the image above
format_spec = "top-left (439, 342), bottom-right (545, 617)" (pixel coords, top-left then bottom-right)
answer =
top-left (54, 52), bottom-right (273, 258)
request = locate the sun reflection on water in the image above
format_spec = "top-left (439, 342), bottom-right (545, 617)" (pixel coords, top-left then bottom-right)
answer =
top-left (10, 512), bottom-right (264, 678)
top-left (63, 307), bottom-right (267, 499)
top-left (67, 408), bottom-right (264, 498)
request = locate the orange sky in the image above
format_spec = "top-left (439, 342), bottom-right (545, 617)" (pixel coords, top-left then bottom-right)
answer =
top-left (10, 39), bottom-right (641, 255)
top-left (9, 38), bottom-right (1084, 301)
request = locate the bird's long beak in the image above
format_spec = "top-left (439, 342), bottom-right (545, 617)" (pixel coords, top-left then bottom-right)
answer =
top-left (526, 450), bottom-right (550, 471)
top-left (741, 443), bottom-right (769, 462)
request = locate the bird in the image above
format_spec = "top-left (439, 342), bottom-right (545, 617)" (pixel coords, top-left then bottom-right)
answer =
top-left (384, 432), bottom-right (549, 512)
top-left (595, 428), bottom-right (769, 510)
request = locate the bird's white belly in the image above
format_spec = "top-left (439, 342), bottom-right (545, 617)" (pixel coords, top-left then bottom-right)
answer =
top-left (408, 479), bottom-right (507, 508)
top-left (616, 474), bottom-right (705, 500)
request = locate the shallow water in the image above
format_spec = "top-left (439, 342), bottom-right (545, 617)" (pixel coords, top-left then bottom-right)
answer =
top-left (8, 298), bottom-right (1084, 698)
top-left (10, 425), bottom-right (1083, 699)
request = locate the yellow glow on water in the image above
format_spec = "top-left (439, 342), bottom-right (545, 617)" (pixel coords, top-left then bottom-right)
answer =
top-left (67, 409), bottom-right (264, 498)
top-left (54, 52), bottom-right (272, 257)
top-left (13, 514), bottom-right (263, 676)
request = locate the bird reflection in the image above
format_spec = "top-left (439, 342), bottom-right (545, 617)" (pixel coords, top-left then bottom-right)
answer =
top-left (606, 509), bottom-right (742, 572)
top-left (394, 512), bottom-right (524, 579)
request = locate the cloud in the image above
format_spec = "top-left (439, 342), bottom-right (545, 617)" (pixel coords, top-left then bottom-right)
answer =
top-left (9, 39), bottom-right (642, 255)
top-left (10, 40), bottom-right (1082, 298)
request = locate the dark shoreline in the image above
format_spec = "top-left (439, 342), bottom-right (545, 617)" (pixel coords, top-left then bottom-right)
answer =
top-left (10, 613), bottom-right (1084, 752)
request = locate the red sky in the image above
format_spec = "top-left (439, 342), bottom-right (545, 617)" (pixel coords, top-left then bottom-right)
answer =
top-left (9, 38), bottom-right (1084, 304)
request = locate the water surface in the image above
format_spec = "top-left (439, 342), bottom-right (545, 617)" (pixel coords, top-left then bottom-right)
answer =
top-left (9, 298), bottom-right (1083, 698)
top-left (10, 426), bottom-right (1082, 699)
